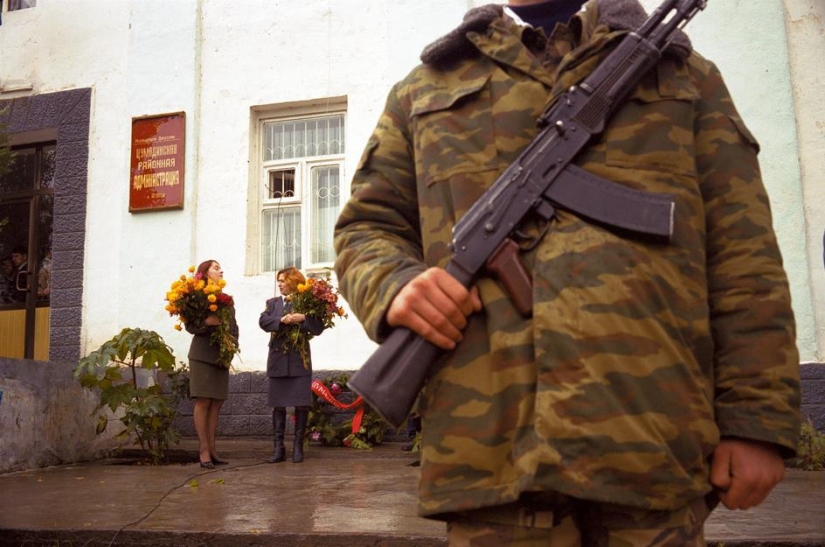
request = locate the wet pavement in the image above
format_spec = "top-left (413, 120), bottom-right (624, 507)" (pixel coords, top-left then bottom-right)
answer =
top-left (0, 438), bottom-right (823, 547)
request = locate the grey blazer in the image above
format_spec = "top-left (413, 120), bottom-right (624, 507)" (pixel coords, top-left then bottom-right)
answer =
top-left (186, 306), bottom-right (239, 364)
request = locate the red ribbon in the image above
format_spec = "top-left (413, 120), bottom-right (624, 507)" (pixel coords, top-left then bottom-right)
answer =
top-left (311, 380), bottom-right (365, 439)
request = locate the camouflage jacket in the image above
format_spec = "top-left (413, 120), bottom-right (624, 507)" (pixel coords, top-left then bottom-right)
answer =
top-left (334, 0), bottom-right (801, 517)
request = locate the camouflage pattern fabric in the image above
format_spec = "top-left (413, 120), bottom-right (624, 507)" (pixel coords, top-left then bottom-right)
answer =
top-left (334, 0), bottom-right (800, 519)
top-left (447, 494), bottom-right (712, 546)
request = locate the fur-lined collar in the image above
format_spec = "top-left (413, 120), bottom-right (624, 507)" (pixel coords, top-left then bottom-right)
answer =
top-left (421, 0), bottom-right (692, 66)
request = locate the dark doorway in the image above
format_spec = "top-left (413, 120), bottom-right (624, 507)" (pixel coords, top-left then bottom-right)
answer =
top-left (0, 142), bottom-right (54, 359)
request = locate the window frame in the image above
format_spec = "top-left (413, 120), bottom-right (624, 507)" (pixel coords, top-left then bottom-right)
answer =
top-left (7, 0), bottom-right (37, 12)
top-left (249, 99), bottom-right (347, 276)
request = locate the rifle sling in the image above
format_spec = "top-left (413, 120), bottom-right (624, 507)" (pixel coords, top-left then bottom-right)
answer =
top-left (543, 164), bottom-right (675, 240)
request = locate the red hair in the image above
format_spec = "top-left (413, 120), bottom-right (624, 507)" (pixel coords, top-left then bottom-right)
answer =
top-left (277, 266), bottom-right (305, 293)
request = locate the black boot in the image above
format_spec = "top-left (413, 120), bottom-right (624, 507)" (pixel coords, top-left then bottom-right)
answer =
top-left (268, 408), bottom-right (286, 463)
top-left (292, 408), bottom-right (309, 463)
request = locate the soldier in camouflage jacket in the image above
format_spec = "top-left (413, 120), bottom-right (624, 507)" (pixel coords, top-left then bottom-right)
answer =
top-left (334, 0), bottom-right (801, 542)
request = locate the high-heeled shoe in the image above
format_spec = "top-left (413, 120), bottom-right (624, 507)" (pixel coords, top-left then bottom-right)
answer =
top-left (199, 460), bottom-right (215, 469)
top-left (211, 457), bottom-right (229, 466)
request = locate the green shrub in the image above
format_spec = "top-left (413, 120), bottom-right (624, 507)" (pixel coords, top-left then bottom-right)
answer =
top-left (73, 327), bottom-right (189, 464)
top-left (789, 417), bottom-right (825, 471)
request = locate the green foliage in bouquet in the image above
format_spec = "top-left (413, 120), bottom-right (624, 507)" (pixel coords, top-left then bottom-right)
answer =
top-left (73, 328), bottom-right (190, 465)
top-left (284, 270), bottom-right (347, 369)
top-left (307, 374), bottom-right (388, 449)
top-left (165, 266), bottom-right (239, 368)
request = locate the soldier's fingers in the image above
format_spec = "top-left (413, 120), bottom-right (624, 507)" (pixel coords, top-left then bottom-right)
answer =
top-left (731, 463), bottom-right (783, 510)
top-left (387, 273), bottom-right (465, 347)
top-left (718, 477), bottom-right (754, 510)
top-left (469, 286), bottom-right (483, 312)
top-left (713, 439), bottom-right (784, 510)
top-left (401, 269), bottom-right (469, 326)
top-left (389, 295), bottom-right (463, 348)
top-left (709, 443), bottom-right (733, 494)
top-left (429, 268), bottom-right (480, 320)
top-left (400, 310), bottom-right (461, 350)
top-left (721, 475), bottom-right (773, 510)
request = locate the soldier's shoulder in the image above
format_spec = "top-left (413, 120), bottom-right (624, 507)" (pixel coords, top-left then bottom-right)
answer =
top-left (678, 49), bottom-right (730, 93)
top-left (419, 4), bottom-right (503, 68)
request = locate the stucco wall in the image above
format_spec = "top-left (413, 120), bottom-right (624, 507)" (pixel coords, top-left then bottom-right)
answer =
top-left (0, 358), bottom-right (113, 472)
top-left (784, 0), bottom-right (825, 361)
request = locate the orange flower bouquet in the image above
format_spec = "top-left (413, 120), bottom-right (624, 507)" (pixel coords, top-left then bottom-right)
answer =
top-left (164, 266), bottom-right (239, 368)
top-left (284, 272), bottom-right (347, 368)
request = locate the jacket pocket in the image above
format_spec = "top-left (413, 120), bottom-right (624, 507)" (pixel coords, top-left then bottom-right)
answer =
top-left (410, 73), bottom-right (497, 187)
top-left (603, 62), bottom-right (699, 177)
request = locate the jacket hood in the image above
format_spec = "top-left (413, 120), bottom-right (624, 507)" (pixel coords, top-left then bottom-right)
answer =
top-left (421, 0), bottom-right (693, 66)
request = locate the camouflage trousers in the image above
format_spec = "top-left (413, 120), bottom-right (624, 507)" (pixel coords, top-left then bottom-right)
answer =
top-left (446, 494), bottom-right (716, 547)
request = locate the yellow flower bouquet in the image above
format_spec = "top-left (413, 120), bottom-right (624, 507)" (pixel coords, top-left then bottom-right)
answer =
top-left (164, 266), bottom-right (239, 368)
top-left (284, 273), bottom-right (347, 368)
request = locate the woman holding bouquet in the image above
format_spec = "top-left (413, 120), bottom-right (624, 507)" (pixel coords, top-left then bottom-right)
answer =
top-left (259, 266), bottom-right (325, 463)
top-left (186, 259), bottom-right (239, 469)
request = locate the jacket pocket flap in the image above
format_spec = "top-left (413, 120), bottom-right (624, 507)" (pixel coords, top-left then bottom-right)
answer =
top-left (410, 74), bottom-right (491, 117)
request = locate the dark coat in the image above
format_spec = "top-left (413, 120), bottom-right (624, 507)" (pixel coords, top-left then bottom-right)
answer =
top-left (259, 296), bottom-right (324, 377)
top-left (186, 306), bottom-right (239, 364)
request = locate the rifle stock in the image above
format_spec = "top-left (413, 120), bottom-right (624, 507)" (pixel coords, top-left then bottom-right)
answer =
top-left (347, 326), bottom-right (443, 428)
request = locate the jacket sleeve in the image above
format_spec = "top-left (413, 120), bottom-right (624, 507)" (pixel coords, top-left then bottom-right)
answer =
top-left (695, 60), bottom-right (801, 456)
top-left (259, 297), bottom-right (283, 332)
top-left (302, 315), bottom-right (325, 337)
top-left (333, 81), bottom-right (427, 343)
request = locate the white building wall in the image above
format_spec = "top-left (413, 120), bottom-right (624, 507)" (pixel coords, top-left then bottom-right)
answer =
top-left (784, 0), bottom-right (825, 361)
top-left (0, 0), bottom-right (821, 370)
top-left (189, 0), bottom-right (471, 370)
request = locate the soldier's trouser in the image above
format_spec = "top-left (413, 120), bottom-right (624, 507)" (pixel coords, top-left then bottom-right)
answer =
top-left (446, 494), bottom-right (713, 547)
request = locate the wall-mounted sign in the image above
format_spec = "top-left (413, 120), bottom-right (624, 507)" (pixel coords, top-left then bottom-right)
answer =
top-left (129, 112), bottom-right (185, 212)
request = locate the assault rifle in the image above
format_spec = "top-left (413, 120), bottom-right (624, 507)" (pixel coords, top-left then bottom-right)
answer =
top-left (348, 0), bottom-right (708, 428)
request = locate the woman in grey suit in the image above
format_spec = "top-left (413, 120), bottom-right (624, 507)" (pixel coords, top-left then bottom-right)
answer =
top-left (259, 266), bottom-right (324, 463)
top-left (185, 259), bottom-right (239, 469)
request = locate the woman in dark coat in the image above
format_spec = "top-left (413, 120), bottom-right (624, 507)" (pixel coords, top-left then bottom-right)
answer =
top-left (186, 259), bottom-right (239, 469)
top-left (259, 266), bottom-right (324, 463)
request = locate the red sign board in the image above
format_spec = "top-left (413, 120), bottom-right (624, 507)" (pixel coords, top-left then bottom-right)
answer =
top-left (129, 112), bottom-right (185, 212)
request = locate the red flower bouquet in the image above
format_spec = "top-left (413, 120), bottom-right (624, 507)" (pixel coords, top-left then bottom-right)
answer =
top-left (284, 272), bottom-right (347, 368)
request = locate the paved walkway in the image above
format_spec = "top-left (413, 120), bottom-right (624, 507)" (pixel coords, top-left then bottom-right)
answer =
top-left (0, 439), bottom-right (823, 547)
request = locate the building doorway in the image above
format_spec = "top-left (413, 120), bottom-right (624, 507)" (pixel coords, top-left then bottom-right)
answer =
top-left (0, 143), bottom-right (54, 360)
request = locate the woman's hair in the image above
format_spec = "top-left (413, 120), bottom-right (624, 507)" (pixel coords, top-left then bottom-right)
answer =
top-left (277, 266), bottom-right (305, 293)
top-left (196, 259), bottom-right (218, 280)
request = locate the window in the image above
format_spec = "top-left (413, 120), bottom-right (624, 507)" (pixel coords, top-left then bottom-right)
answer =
top-left (8, 0), bottom-right (36, 11)
top-left (258, 111), bottom-right (345, 273)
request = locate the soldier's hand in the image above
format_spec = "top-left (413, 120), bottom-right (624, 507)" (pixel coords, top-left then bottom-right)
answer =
top-left (710, 438), bottom-right (785, 510)
top-left (386, 267), bottom-right (482, 350)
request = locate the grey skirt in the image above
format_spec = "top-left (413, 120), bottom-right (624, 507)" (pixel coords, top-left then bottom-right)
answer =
top-left (267, 375), bottom-right (312, 407)
top-left (189, 358), bottom-right (229, 400)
